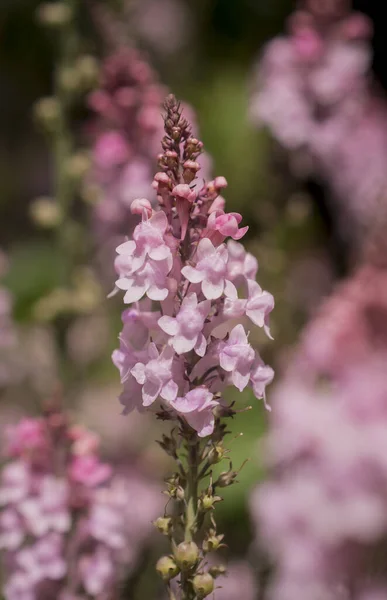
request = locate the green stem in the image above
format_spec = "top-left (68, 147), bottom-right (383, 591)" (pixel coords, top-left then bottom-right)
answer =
top-left (181, 435), bottom-right (200, 600)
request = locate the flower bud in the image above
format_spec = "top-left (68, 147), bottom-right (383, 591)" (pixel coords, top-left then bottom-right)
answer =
top-left (34, 97), bottom-right (61, 131)
top-left (131, 198), bottom-right (153, 218)
top-left (75, 55), bottom-right (99, 90)
top-left (37, 2), bottom-right (72, 27)
top-left (209, 564), bottom-right (227, 578)
top-left (192, 573), bottom-right (214, 598)
top-left (202, 529), bottom-right (225, 553)
top-left (156, 556), bottom-right (180, 582)
top-left (183, 160), bottom-right (201, 183)
top-left (153, 517), bottom-right (172, 536)
top-left (172, 184), bottom-right (196, 203)
top-left (173, 541), bottom-right (199, 571)
top-left (66, 153), bottom-right (91, 182)
top-left (30, 197), bottom-right (63, 229)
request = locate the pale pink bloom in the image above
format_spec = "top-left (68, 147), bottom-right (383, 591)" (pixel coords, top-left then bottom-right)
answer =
top-left (80, 547), bottom-right (114, 596)
top-left (205, 210), bottom-right (248, 246)
top-left (4, 572), bottom-right (35, 600)
top-left (0, 508), bottom-right (24, 550)
top-left (250, 359), bottom-right (275, 408)
top-left (172, 184), bottom-right (197, 240)
top-left (226, 240), bottom-right (258, 284)
top-left (224, 280), bottom-right (274, 338)
top-left (0, 461), bottom-right (30, 505)
top-left (219, 325), bottom-right (255, 392)
top-left (19, 476), bottom-right (70, 536)
top-left (17, 533), bottom-right (66, 583)
top-left (182, 238), bottom-right (230, 300)
top-left (170, 388), bottom-right (218, 437)
top-left (131, 343), bottom-right (178, 406)
top-left (115, 214), bottom-right (173, 302)
top-left (5, 418), bottom-right (47, 458)
top-left (158, 293), bottom-right (210, 356)
top-left (89, 502), bottom-right (126, 550)
top-left (69, 455), bottom-right (112, 488)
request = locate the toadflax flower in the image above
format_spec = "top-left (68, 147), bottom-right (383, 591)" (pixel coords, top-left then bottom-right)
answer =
top-left (0, 408), bottom-right (160, 600)
top-left (111, 95), bottom-right (274, 598)
top-left (112, 95), bottom-right (274, 434)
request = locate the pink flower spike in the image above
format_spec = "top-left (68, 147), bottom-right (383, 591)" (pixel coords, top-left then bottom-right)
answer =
top-left (182, 238), bottom-right (230, 300)
top-left (130, 344), bottom-right (178, 406)
top-left (170, 388), bottom-right (219, 437)
top-left (219, 324), bottom-right (255, 392)
top-left (158, 293), bottom-right (210, 356)
top-left (130, 198), bottom-right (153, 218)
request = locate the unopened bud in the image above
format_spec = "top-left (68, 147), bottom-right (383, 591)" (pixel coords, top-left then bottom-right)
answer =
top-left (66, 152), bottom-right (91, 182)
top-left (173, 541), bottom-right (199, 571)
top-left (192, 573), bottom-right (214, 598)
top-left (153, 517), bottom-right (172, 536)
top-left (165, 150), bottom-right (179, 168)
top-left (156, 556), bottom-right (180, 582)
top-left (37, 2), bottom-right (72, 27)
top-left (185, 137), bottom-right (203, 156)
top-left (172, 184), bottom-right (196, 203)
top-left (76, 55), bottom-right (99, 90)
top-left (183, 160), bottom-right (201, 184)
top-left (59, 67), bottom-right (81, 95)
top-left (34, 97), bottom-right (61, 131)
top-left (131, 198), bottom-right (152, 218)
top-left (30, 197), bottom-right (63, 228)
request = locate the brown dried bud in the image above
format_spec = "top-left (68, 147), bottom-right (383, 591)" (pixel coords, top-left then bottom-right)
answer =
top-left (156, 556), bottom-right (180, 582)
top-left (192, 573), bottom-right (215, 598)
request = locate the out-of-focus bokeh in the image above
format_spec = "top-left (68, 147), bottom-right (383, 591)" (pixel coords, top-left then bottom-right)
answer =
top-left (2, 0), bottom-right (387, 598)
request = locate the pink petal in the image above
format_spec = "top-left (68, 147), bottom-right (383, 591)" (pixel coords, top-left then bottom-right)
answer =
top-left (149, 210), bottom-right (168, 233)
top-left (130, 363), bottom-right (146, 385)
top-left (161, 379), bottom-right (178, 402)
top-left (172, 334), bottom-right (196, 355)
top-left (181, 266), bottom-right (204, 284)
top-left (148, 244), bottom-right (171, 261)
top-left (142, 380), bottom-right (161, 406)
top-left (116, 240), bottom-right (136, 255)
top-left (229, 324), bottom-right (249, 345)
top-left (185, 410), bottom-right (215, 438)
top-left (158, 316), bottom-right (179, 336)
top-left (233, 226), bottom-right (249, 240)
top-left (124, 284), bottom-right (148, 303)
top-left (147, 285), bottom-right (169, 301)
top-left (202, 278), bottom-right (224, 300)
top-left (197, 238), bottom-right (216, 261)
top-left (194, 333), bottom-right (207, 357)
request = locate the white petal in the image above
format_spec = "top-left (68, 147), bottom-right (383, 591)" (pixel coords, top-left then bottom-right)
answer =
top-left (181, 266), bottom-right (204, 284)
top-left (202, 278), bottom-right (224, 300)
top-left (158, 316), bottom-right (179, 336)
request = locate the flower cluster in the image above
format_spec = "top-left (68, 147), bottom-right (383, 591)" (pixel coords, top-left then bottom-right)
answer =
top-left (88, 48), bottom-right (166, 245)
top-left (252, 258), bottom-right (387, 599)
top-left (0, 409), bottom-right (160, 600)
top-left (251, 2), bottom-right (387, 245)
top-left (112, 95), bottom-right (274, 438)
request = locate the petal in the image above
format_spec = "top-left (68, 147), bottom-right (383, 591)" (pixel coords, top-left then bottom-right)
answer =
top-left (149, 210), bottom-right (168, 233)
top-left (229, 324), bottom-right (249, 345)
top-left (158, 316), bottom-right (179, 336)
top-left (142, 380), bottom-right (161, 406)
top-left (148, 244), bottom-right (171, 261)
top-left (173, 334), bottom-right (196, 355)
top-left (231, 370), bottom-right (250, 392)
top-left (147, 285), bottom-right (169, 301)
top-left (116, 240), bottom-right (136, 256)
top-left (202, 278), bottom-right (224, 300)
top-left (181, 266), bottom-right (204, 284)
top-left (130, 363), bottom-right (146, 385)
top-left (219, 350), bottom-right (238, 372)
top-left (224, 280), bottom-right (238, 299)
top-left (197, 238), bottom-right (216, 261)
top-left (233, 225), bottom-right (249, 240)
top-left (124, 283), bottom-right (148, 304)
top-left (194, 333), bottom-right (207, 357)
top-left (185, 410), bottom-right (215, 438)
top-left (161, 379), bottom-right (178, 402)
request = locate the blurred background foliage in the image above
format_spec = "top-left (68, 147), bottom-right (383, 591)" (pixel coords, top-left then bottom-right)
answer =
top-left (1, 0), bottom-right (385, 594)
